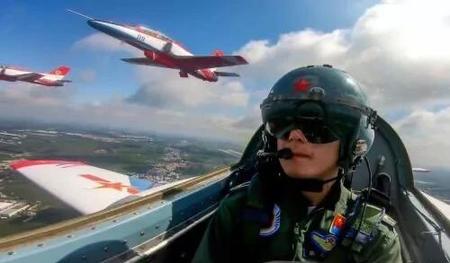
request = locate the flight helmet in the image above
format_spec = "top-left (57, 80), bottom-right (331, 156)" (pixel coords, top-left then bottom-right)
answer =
top-left (260, 65), bottom-right (377, 170)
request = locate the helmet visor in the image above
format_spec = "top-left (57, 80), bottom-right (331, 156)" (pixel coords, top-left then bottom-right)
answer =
top-left (265, 118), bottom-right (340, 144)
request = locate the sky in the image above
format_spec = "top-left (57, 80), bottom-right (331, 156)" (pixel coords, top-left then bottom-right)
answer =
top-left (1, 0), bottom-right (450, 168)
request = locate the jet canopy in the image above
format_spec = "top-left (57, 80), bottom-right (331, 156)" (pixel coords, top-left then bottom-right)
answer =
top-left (133, 25), bottom-right (174, 43)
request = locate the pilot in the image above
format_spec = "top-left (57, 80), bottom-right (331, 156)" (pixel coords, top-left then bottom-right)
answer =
top-left (193, 65), bottom-right (402, 262)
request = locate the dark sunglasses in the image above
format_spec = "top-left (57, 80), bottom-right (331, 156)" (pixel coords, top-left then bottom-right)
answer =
top-left (265, 119), bottom-right (340, 144)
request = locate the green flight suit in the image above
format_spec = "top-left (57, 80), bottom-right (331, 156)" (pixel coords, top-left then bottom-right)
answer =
top-left (193, 176), bottom-right (402, 263)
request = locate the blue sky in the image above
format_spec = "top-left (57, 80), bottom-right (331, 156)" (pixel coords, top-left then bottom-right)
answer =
top-left (0, 0), bottom-right (378, 102)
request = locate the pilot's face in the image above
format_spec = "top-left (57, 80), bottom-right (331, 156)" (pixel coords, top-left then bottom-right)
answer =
top-left (277, 129), bottom-right (340, 180)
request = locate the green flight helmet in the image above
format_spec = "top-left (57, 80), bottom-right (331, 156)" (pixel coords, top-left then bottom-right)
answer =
top-left (260, 65), bottom-right (377, 169)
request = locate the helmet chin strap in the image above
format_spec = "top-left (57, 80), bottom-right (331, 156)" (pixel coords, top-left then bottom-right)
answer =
top-left (280, 147), bottom-right (342, 192)
top-left (282, 172), bottom-right (342, 192)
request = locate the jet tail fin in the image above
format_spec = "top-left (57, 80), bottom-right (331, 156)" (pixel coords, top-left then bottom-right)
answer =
top-left (212, 49), bottom-right (225, 57)
top-left (214, 71), bottom-right (240, 77)
top-left (49, 66), bottom-right (71, 76)
top-left (48, 66), bottom-right (70, 81)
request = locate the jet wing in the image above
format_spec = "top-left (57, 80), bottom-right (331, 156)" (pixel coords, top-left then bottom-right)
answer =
top-left (121, 57), bottom-right (178, 69)
top-left (14, 72), bottom-right (44, 82)
top-left (10, 160), bottom-right (157, 215)
top-left (175, 55), bottom-right (248, 69)
top-left (421, 191), bottom-right (450, 218)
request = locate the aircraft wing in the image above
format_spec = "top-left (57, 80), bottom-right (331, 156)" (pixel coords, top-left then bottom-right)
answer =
top-left (175, 55), bottom-right (248, 69)
top-left (14, 72), bottom-right (44, 82)
top-left (421, 191), bottom-right (450, 218)
top-left (121, 57), bottom-right (178, 69)
top-left (413, 167), bottom-right (431, 172)
top-left (10, 160), bottom-right (156, 215)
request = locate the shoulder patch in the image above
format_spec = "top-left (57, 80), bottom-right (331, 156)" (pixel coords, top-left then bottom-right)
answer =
top-left (259, 203), bottom-right (281, 237)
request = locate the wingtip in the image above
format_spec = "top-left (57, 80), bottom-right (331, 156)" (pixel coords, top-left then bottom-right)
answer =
top-left (234, 55), bottom-right (249, 64)
top-left (10, 159), bottom-right (85, 170)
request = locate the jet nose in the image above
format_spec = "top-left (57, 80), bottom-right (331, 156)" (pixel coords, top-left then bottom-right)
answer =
top-left (87, 20), bottom-right (119, 35)
top-left (86, 20), bottom-right (132, 42)
top-left (87, 20), bottom-right (104, 31)
top-left (87, 19), bottom-right (131, 40)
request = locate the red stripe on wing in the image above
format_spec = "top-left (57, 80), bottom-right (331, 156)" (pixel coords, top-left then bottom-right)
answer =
top-left (10, 160), bottom-right (85, 170)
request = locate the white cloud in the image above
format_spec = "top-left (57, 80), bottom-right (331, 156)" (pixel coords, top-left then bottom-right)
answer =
top-left (0, 85), bottom-right (247, 141)
top-left (393, 107), bottom-right (450, 168)
top-left (237, 29), bottom-right (348, 85)
top-left (238, 40), bottom-right (270, 63)
top-left (344, 0), bottom-right (450, 109)
top-left (237, 0), bottom-right (450, 112)
top-left (230, 104), bottom-right (261, 130)
top-left (77, 69), bottom-right (96, 83)
top-left (214, 81), bottom-right (249, 107)
top-left (73, 33), bottom-right (138, 55)
top-left (0, 83), bottom-right (75, 108)
top-left (127, 67), bottom-right (249, 109)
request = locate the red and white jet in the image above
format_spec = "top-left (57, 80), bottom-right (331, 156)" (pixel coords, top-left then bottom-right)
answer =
top-left (0, 65), bottom-right (71, 87)
top-left (68, 10), bottom-right (248, 82)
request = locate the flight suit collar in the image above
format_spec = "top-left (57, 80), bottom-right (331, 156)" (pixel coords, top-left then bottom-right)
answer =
top-left (278, 178), bottom-right (352, 221)
top-left (246, 175), bottom-right (353, 217)
top-left (293, 182), bottom-right (354, 261)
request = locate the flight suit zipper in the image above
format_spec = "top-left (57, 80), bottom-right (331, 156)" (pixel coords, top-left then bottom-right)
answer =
top-left (292, 207), bottom-right (325, 261)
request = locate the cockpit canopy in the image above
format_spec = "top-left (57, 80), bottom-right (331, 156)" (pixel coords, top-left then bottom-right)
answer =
top-left (131, 25), bottom-right (174, 43)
